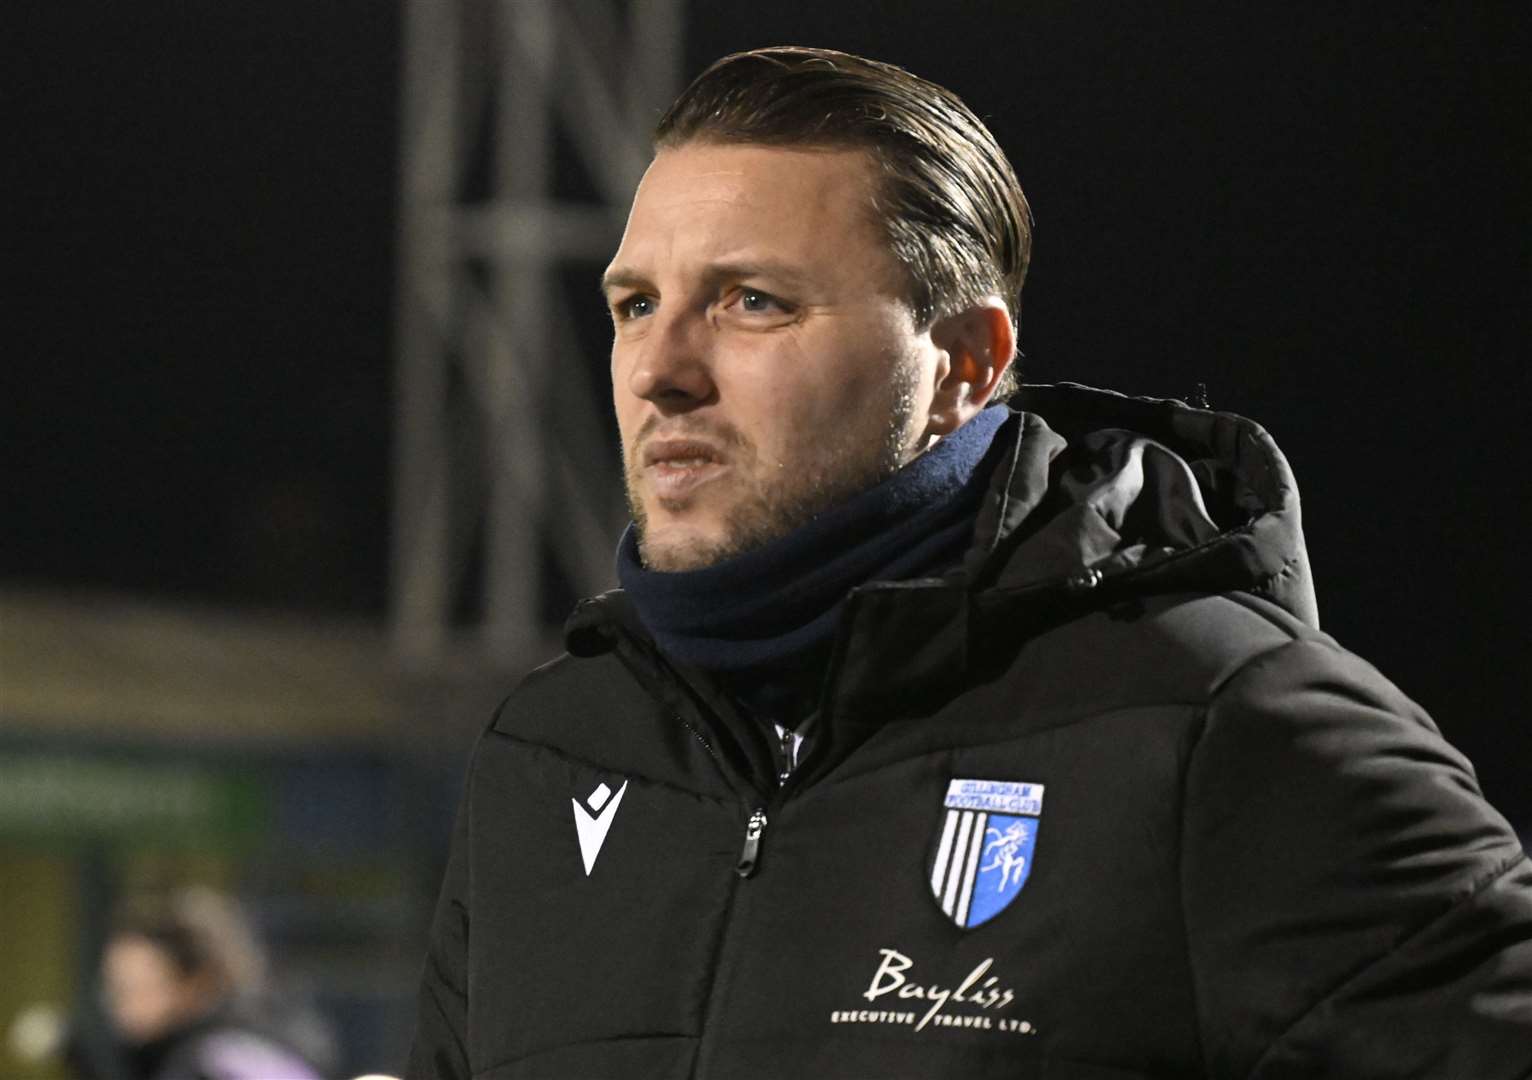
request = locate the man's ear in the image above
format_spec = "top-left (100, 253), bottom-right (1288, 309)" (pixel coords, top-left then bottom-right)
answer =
top-left (924, 300), bottom-right (1015, 438)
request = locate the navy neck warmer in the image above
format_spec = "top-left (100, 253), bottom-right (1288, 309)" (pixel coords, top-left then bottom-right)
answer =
top-left (616, 405), bottom-right (1011, 680)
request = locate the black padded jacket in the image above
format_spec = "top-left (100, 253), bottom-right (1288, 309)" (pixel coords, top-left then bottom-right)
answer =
top-left (409, 384), bottom-right (1532, 1079)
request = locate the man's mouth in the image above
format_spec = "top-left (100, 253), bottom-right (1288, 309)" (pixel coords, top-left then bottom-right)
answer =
top-left (643, 439), bottom-right (725, 468)
top-left (641, 439), bottom-right (729, 500)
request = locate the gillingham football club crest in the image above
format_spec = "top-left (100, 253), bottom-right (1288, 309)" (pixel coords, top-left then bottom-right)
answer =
top-left (928, 779), bottom-right (1044, 928)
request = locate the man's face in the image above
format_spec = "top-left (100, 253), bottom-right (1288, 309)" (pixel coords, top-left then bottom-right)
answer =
top-left (604, 142), bottom-right (944, 571)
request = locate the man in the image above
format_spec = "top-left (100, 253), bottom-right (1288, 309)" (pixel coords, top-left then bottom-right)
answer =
top-left (410, 47), bottom-right (1532, 1078)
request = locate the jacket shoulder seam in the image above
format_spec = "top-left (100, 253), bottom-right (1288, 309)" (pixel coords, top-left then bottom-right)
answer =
top-left (1201, 608), bottom-right (1308, 700)
top-left (1205, 619), bottom-right (1378, 703)
top-left (1211, 590), bottom-right (1306, 636)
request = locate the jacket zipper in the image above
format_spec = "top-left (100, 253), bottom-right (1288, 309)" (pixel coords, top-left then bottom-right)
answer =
top-left (734, 807), bottom-right (768, 878)
top-left (693, 803), bottom-right (762, 1079)
top-left (696, 718), bottom-right (805, 1072)
top-left (733, 723), bottom-right (805, 877)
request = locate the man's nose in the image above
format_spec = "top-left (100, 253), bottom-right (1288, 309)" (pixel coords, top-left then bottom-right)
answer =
top-left (624, 308), bottom-right (715, 409)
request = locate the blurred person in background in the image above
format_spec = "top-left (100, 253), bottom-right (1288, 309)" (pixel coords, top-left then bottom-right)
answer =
top-left (92, 887), bottom-right (331, 1080)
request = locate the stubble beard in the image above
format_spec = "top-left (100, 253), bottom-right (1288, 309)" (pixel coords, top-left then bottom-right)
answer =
top-left (626, 361), bottom-right (923, 573)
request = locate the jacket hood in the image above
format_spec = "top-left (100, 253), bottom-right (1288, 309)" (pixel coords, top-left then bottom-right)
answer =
top-left (971, 382), bottom-right (1317, 628)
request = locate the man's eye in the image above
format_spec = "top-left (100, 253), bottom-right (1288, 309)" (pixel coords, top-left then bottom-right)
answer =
top-left (734, 289), bottom-right (788, 315)
top-left (614, 295), bottom-right (655, 320)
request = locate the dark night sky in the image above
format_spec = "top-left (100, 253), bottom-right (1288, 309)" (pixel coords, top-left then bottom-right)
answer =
top-left (6, 5), bottom-right (1529, 814)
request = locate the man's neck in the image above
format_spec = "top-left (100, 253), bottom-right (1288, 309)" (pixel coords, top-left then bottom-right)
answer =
top-left (615, 405), bottom-right (1013, 682)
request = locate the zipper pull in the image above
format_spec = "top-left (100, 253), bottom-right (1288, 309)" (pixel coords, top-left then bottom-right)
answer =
top-left (735, 808), bottom-right (768, 878)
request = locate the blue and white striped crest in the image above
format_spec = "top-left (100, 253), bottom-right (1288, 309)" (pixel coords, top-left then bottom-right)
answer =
top-left (928, 778), bottom-right (1044, 928)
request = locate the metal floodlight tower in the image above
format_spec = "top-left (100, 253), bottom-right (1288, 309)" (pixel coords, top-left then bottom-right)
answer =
top-left (391, 0), bottom-right (683, 664)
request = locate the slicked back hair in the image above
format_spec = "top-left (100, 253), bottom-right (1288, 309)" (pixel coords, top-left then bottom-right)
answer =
top-left (654, 46), bottom-right (1033, 400)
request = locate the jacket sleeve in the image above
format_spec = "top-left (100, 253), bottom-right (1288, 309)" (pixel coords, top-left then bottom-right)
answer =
top-left (1181, 637), bottom-right (1532, 1079)
top-left (407, 753), bottom-right (475, 1080)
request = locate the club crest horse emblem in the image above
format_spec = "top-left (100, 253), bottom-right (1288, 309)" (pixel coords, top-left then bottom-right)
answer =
top-left (928, 779), bottom-right (1044, 928)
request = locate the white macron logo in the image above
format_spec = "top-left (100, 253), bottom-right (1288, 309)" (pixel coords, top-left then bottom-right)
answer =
top-left (572, 780), bottom-right (628, 875)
